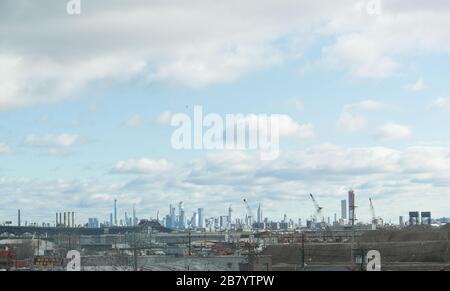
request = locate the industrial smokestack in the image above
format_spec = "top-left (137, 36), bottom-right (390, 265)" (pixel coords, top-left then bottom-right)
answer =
top-left (348, 190), bottom-right (356, 226)
top-left (18, 209), bottom-right (21, 227)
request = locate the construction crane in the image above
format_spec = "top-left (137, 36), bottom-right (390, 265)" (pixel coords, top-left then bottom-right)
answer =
top-left (369, 198), bottom-right (378, 230)
top-left (309, 193), bottom-right (324, 223)
top-left (309, 194), bottom-right (334, 241)
top-left (243, 199), bottom-right (254, 228)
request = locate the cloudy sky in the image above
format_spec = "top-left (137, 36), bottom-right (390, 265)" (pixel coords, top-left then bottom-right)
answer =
top-left (1, 0), bottom-right (450, 225)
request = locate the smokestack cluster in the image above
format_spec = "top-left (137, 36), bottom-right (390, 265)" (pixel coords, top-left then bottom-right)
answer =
top-left (56, 211), bottom-right (76, 228)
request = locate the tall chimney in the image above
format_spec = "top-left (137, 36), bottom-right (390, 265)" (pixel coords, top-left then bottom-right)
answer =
top-left (18, 209), bottom-right (21, 227)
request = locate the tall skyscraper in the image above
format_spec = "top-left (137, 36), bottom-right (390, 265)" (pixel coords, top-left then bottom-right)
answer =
top-left (257, 204), bottom-right (263, 224)
top-left (178, 202), bottom-right (185, 229)
top-left (132, 204), bottom-right (137, 226)
top-left (228, 205), bottom-right (233, 225)
top-left (169, 204), bottom-right (176, 228)
top-left (198, 208), bottom-right (204, 228)
top-left (110, 213), bottom-right (113, 227)
top-left (114, 199), bottom-right (118, 226)
top-left (341, 200), bottom-right (347, 220)
top-left (192, 212), bottom-right (198, 228)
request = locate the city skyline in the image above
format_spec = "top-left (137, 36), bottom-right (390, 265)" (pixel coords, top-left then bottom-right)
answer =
top-left (1, 1), bottom-right (450, 224)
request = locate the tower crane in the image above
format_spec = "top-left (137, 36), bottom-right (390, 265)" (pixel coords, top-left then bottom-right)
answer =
top-left (309, 193), bottom-right (334, 241)
top-left (243, 199), bottom-right (254, 228)
top-left (369, 198), bottom-right (378, 230)
top-left (309, 193), bottom-right (324, 223)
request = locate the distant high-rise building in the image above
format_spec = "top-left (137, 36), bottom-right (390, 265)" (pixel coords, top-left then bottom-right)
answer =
top-left (88, 218), bottom-right (99, 228)
top-left (114, 199), bottom-right (118, 226)
top-left (192, 212), bottom-right (198, 228)
top-left (341, 200), bottom-right (347, 220)
top-left (257, 204), bottom-right (263, 224)
top-left (198, 208), bottom-right (204, 228)
top-left (132, 204), bottom-right (137, 226)
top-left (178, 202), bottom-right (185, 229)
top-left (228, 205), bottom-right (233, 225)
top-left (168, 204), bottom-right (176, 228)
top-left (109, 213), bottom-right (113, 227)
top-left (399, 216), bottom-right (404, 226)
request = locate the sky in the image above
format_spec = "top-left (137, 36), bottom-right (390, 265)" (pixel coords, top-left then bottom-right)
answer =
top-left (1, 0), bottom-right (450, 225)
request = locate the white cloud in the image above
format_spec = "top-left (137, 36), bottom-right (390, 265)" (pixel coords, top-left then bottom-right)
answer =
top-left (24, 134), bottom-right (85, 147)
top-left (337, 111), bottom-right (367, 133)
top-left (125, 114), bottom-right (144, 128)
top-left (0, 143), bottom-right (11, 154)
top-left (337, 100), bottom-right (385, 133)
top-left (156, 111), bottom-right (174, 126)
top-left (375, 123), bottom-right (412, 140)
top-left (405, 78), bottom-right (426, 92)
top-left (3, 144), bottom-right (450, 222)
top-left (7, 1), bottom-right (450, 109)
top-left (287, 98), bottom-right (304, 112)
top-left (112, 158), bottom-right (173, 174)
top-left (235, 114), bottom-right (314, 138)
top-left (320, 1), bottom-right (450, 78)
top-left (352, 100), bottom-right (385, 111)
top-left (429, 97), bottom-right (450, 111)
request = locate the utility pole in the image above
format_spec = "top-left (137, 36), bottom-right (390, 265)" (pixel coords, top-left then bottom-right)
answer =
top-left (133, 229), bottom-right (138, 271)
top-left (188, 228), bottom-right (192, 256)
top-left (301, 232), bottom-right (305, 271)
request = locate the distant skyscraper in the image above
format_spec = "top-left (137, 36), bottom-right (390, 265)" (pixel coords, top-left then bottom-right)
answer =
top-left (198, 208), bottom-right (204, 228)
top-left (132, 204), bottom-right (137, 226)
top-left (399, 216), bottom-right (404, 226)
top-left (341, 200), bottom-right (347, 220)
top-left (114, 199), bottom-right (118, 226)
top-left (257, 204), bottom-right (263, 224)
top-left (88, 218), bottom-right (99, 228)
top-left (110, 213), bottom-right (113, 227)
top-left (178, 202), bottom-right (185, 229)
top-left (228, 205), bottom-right (233, 225)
